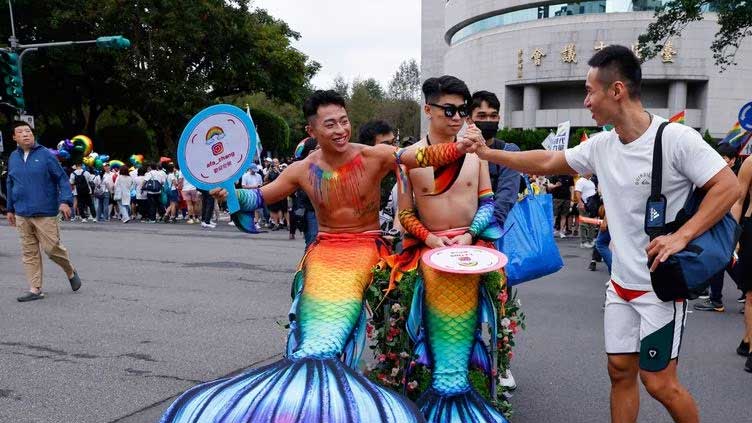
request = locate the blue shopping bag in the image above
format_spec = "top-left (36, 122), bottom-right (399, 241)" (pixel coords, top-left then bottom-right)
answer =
top-left (498, 182), bottom-right (564, 285)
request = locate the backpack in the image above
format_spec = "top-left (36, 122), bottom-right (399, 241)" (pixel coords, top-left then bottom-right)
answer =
top-left (142, 176), bottom-right (162, 194)
top-left (74, 172), bottom-right (90, 196)
top-left (93, 176), bottom-right (106, 197)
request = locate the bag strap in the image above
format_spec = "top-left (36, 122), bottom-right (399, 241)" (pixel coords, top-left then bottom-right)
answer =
top-left (649, 122), bottom-right (670, 201)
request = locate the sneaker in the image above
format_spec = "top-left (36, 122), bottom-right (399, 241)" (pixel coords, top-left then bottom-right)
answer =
top-left (746, 355), bottom-right (752, 373)
top-left (559, 232), bottom-right (566, 239)
top-left (737, 340), bottom-right (750, 357)
top-left (585, 241), bottom-right (595, 248)
top-left (68, 271), bottom-right (82, 291)
top-left (693, 298), bottom-right (724, 312)
top-left (228, 221), bottom-right (235, 226)
top-left (201, 222), bottom-right (212, 228)
top-left (148, 220), bottom-right (157, 224)
top-left (588, 260), bottom-right (597, 271)
top-left (698, 288), bottom-right (710, 300)
top-left (255, 224), bottom-right (262, 231)
top-left (738, 294), bottom-right (747, 304)
top-left (553, 230), bottom-right (560, 237)
top-left (91, 218), bottom-right (98, 222)
top-left (186, 218), bottom-right (195, 224)
top-left (17, 291), bottom-right (45, 302)
top-left (498, 369), bottom-right (517, 391)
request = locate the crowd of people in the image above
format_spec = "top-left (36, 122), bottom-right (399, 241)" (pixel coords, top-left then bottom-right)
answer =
top-left (3, 44), bottom-right (751, 423)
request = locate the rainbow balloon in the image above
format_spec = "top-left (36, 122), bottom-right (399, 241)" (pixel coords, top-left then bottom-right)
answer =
top-left (294, 138), bottom-right (307, 159)
top-left (129, 154), bottom-right (144, 168)
top-left (71, 135), bottom-right (94, 156)
top-left (109, 160), bottom-right (125, 168)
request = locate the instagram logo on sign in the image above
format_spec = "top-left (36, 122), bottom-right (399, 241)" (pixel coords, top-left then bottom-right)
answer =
top-left (205, 126), bottom-right (226, 156)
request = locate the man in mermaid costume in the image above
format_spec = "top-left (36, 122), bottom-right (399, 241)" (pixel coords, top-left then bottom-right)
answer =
top-left (160, 90), bottom-right (482, 423)
top-left (389, 76), bottom-right (509, 423)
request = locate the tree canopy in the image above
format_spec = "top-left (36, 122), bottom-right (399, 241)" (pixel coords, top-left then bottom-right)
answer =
top-left (638, 1), bottom-right (752, 71)
top-left (0, 0), bottom-right (318, 157)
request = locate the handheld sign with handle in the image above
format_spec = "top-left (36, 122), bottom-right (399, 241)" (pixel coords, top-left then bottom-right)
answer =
top-left (178, 104), bottom-right (259, 233)
top-left (422, 245), bottom-right (507, 274)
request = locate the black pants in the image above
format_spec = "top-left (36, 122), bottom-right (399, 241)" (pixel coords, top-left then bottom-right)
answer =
top-left (199, 190), bottom-right (215, 224)
top-left (707, 269), bottom-right (725, 303)
top-left (77, 194), bottom-right (96, 219)
top-left (146, 194), bottom-right (160, 221)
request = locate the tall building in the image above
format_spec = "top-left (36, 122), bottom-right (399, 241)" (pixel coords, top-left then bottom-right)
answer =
top-left (421, 1), bottom-right (752, 137)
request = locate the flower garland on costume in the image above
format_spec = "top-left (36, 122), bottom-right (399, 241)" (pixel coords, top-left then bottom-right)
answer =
top-left (365, 267), bottom-right (526, 418)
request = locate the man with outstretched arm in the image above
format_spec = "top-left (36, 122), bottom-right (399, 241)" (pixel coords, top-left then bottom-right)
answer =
top-left (471, 46), bottom-right (738, 423)
top-left (160, 90), bottom-right (480, 423)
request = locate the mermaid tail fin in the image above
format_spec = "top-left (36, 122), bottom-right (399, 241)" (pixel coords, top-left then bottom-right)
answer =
top-left (418, 388), bottom-right (509, 423)
top-left (340, 303), bottom-right (368, 368)
top-left (160, 357), bottom-right (424, 423)
top-left (407, 277), bottom-right (432, 367)
top-left (469, 332), bottom-right (492, 375)
top-left (231, 211), bottom-right (263, 234)
top-left (286, 269), bottom-right (367, 369)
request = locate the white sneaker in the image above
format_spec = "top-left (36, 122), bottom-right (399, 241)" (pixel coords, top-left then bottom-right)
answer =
top-left (228, 221), bottom-right (235, 226)
top-left (201, 222), bottom-right (212, 228)
top-left (186, 218), bottom-right (194, 224)
top-left (499, 369), bottom-right (517, 391)
top-left (559, 232), bottom-right (566, 239)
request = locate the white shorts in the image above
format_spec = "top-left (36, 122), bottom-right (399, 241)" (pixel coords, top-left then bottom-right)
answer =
top-left (604, 280), bottom-right (688, 372)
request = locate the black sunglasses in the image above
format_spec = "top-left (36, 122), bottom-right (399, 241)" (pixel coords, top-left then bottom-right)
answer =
top-left (428, 103), bottom-right (469, 118)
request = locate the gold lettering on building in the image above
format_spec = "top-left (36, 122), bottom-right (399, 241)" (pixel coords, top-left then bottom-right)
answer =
top-left (531, 48), bottom-right (546, 66)
top-left (517, 49), bottom-right (524, 78)
top-left (594, 41), bottom-right (607, 51)
top-left (561, 44), bottom-right (577, 64)
top-left (661, 40), bottom-right (678, 63)
top-left (631, 43), bottom-right (643, 60)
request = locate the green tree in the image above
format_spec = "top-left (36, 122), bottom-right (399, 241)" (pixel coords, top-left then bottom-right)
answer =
top-left (376, 99), bottom-right (421, 140)
top-left (331, 74), bottom-right (350, 99)
top-left (348, 79), bottom-right (383, 140)
top-left (387, 59), bottom-right (421, 102)
top-left (249, 107), bottom-right (290, 155)
top-left (638, 1), bottom-right (752, 71)
top-left (0, 0), bottom-right (318, 156)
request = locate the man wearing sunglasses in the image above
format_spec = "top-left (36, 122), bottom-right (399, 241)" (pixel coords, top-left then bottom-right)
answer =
top-left (392, 75), bottom-right (508, 421)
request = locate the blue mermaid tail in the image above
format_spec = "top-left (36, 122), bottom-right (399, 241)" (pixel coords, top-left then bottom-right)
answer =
top-left (161, 357), bottom-right (420, 422)
top-left (161, 232), bottom-right (423, 423)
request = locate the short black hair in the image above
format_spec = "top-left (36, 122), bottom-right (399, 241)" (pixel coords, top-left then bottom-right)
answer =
top-left (470, 91), bottom-right (500, 114)
top-left (717, 143), bottom-right (738, 159)
top-left (422, 75), bottom-right (471, 104)
top-left (358, 120), bottom-right (393, 146)
top-left (11, 120), bottom-right (32, 133)
top-left (303, 90), bottom-right (347, 121)
top-left (587, 45), bottom-right (642, 99)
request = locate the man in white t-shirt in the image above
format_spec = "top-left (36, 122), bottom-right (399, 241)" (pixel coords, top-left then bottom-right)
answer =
top-left (575, 174), bottom-right (598, 248)
top-left (473, 45), bottom-right (738, 422)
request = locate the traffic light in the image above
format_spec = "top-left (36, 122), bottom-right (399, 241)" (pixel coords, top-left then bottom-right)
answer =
top-left (96, 36), bottom-right (131, 49)
top-left (0, 50), bottom-right (24, 110)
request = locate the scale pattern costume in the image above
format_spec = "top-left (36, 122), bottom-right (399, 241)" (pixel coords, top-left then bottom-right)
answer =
top-left (387, 191), bottom-right (508, 423)
top-left (161, 231), bottom-right (423, 423)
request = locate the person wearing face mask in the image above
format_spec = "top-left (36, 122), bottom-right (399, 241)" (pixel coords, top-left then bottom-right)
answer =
top-left (468, 90), bottom-right (521, 393)
top-left (469, 91), bottom-right (521, 233)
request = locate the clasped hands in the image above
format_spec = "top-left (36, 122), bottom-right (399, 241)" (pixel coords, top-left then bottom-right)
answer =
top-left (425, 232), bottom-right (473, 249)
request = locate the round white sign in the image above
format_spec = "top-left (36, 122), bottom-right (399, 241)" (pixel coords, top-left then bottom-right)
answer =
top-left (183, 112), bottom-right (251, 185)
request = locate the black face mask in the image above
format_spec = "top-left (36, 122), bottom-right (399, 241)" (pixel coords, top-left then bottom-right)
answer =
top-left (475, 121), bottom-right (499, 140)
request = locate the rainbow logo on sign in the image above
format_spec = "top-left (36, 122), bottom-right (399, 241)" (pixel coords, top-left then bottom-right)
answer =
top-left (206, 126), bottom-right (226, 156)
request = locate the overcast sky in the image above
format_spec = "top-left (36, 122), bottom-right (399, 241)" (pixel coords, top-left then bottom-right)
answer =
top-left (253, 0), bottom-right (420, 91)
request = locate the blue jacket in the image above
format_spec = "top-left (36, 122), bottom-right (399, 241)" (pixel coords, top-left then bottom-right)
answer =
top-left (6, 143), bottom-right (73, 217)
top-left (487, 139), bottom-right (521, 228)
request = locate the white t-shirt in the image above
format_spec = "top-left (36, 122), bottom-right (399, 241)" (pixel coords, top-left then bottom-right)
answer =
top-left (574, 177), bottom-right (596, 202)
top-left (241, 172), bottom-right (263, 188)
top-left (182, 179), bottom-right (196, 191)
top-left (69, 169), bottom-right (94, 196)
top-left (565, 115), bottom-right (726, 291)
top-left (134, 175), bottom-right (148, 200)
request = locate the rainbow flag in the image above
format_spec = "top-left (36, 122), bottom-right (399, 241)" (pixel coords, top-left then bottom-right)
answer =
top-left (669, 110), bottom-right (686, 124)
top-left (580, 131), bottom-right (589, 143)
top-left (720, 122), bottom-right (745, 146)
top-left (246, 104), bottom-right (263, 163)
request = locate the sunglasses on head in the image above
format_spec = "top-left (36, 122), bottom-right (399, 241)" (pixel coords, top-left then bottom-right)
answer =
top-left (428, 103), bottom-right (469, 118)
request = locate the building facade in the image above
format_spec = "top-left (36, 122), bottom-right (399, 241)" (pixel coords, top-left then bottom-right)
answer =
top-left (421, 1), bottom-right (752, 137)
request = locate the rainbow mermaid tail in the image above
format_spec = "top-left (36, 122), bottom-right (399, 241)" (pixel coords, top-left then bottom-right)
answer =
top-left (161, 232), bottom-right (423, 423)
top-left (408, 263), bottom-right (508, 423)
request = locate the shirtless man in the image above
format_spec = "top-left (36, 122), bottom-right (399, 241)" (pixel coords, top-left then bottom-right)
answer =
top-left (162, 90), bottom-right (478, 423)
top-left (731, 156), bottom-right (752, 372)
top-left (396, 75), bottom-right (507, 422)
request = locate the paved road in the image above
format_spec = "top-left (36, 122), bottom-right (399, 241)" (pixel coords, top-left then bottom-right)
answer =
top-left (0, 219), bottom-right (748, 422)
